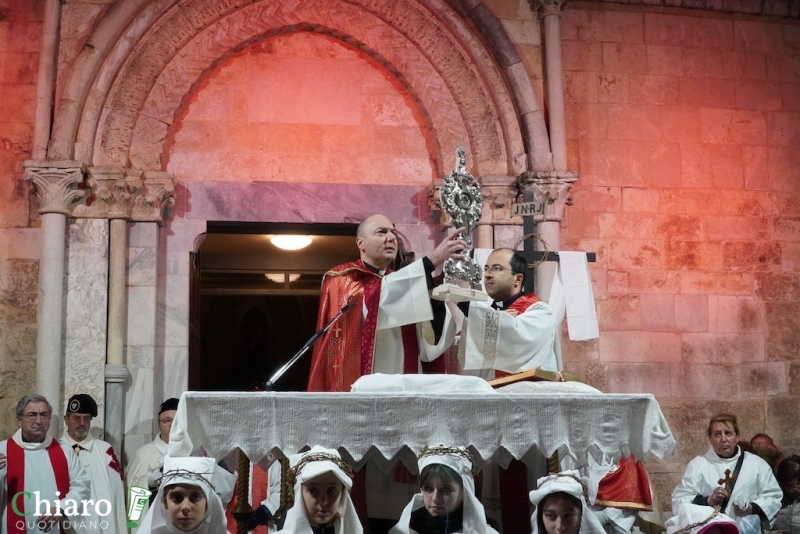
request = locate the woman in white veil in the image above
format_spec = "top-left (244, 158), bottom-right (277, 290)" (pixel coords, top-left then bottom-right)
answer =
top-left (277, 446), bottom-right (362, 534)
top-left (390, 446), bottom-right (499, 534)
top-left (137, 456), bottom-right (228, 534)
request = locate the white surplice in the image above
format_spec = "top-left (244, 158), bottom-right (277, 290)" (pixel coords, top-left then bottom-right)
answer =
top-left (0, 430), bottom-right (91, 534)
top-left (460, 298), bottom-right (557, 373)
top-left (672, 446), bottom-right (783, 529)
top-left (126, 437), bottom-right (168, 534)
top-left (59, 434), bottom-right (126, 534)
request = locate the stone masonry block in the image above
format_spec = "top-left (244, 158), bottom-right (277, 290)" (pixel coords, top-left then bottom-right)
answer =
top-left (764, 301), bottom-right (800, 361)
top-left (767, 55), bottom-right (800, 84)
top-left (738, 297), bottom-right (765, 333)
top-left (580, 139), bottom-right (681, 188)
top-left (622, 188), bottom-right (659, 213)
top-left (730, 110), bottom-right (767, 145)
top-left (723, 242), bottom-right (781, 272)
top-left (609, 239), bottom-right (664, 270)
top-left (782, 84), bottom-right (800, 112)
top-left (742, 362), bottom-right (787, 396)
top-left (789, 362), bottom-right (800, 395)
top-left (680, 272), bottom-right (754, 295)
top-left (564, 72), bottom-right (598, 103)
top-left (597, 73), bottom-right (627, 104)
top-left (607, 270), bottom-right (628, 293)
top-left (640, 293), bottom-right (674, 331)
top-left (563, 40), bottom-right (603, 72)
top-left (737, 80), bottom-right (783, 111)
top-left (699, 108), bottom-right (732, 144)
top-left (684, 48), bottom-right (724, 79)
top-left (626, 270), bottom-right (682, 294)
top-left (681, 144), bottom-right (713, 188)
top-left (565, 102), bottom-right (608, 139)
top-left (710, 144), bottom-right (744, 189)
top-left (706, 216), bottom-right (769, 241)
top-left (670, 363), bottom-right (742, 399)
top-left (766, 396), bottom-right (800, 451)
top-left (773, 217), bottom-right (800, 241)
top-left (600, 331), bottom-right (682, 362)
top-left (603, 42), bottom-right (648, 74)
top-left (0, 259), bottom-right (37, 292)
top-left (769, 146), bottom-right (800, 194)
top-left (678, 78), bottom-right (736, 108)
top-left (733, 20), bottom-right (785, 53)
top-left (755, 273), bottom-right (800, 301)
top-left (598, 294), bottom-right (642, 331)
top-left (657, 215), bottom-right (704, 240)
top-left (607, 362), bottom-right (672, 396)
top-left (722, 51), bottom-right (768, 80)
top-left (570, 186), bottom-right (621, 212)
top-left (647, 45), bottom-right (684, 77)
top-left (664, 241), bottom-right (725, 271)
top-left (662, 106), bottom-right (700, 143)
top-left (644, 13), bottom-right (734, 50)
top-left (599, 212), bottom-right (660, 239)
top-left (682, 333), bottom-right (765, 363)
top-left (629, 74), bottom-right (681, 106)
top-left (675, 294), bottom-right (709, 332)
top-left (607, 104), bottom-right (661, 141)
top-left (708, 295), bottom-right (739, 333)
top-left (591, 10), bottom-right (644, 44)
top-left (743, 145), bottom-right (769, 191)
top-left (660, 189), bottom-right (772, 217)
top-left (768, 111), bottom-right (800, 147)
top-left (561, 8), bottom-right (592, 42)
top-left (561, 335), bottom-right (600, 363)
top-left (0, 293), bottom-right (36, 325)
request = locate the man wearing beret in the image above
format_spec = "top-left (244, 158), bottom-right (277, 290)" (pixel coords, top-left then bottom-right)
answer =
top-left (125, 398), bottom-right (178, 533)
top-left (59, 394), bottom-right (126, 534)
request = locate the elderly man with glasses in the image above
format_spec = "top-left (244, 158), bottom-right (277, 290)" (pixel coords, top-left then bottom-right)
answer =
top-left (457, 247), bottom-right (557, 375)
top-left (0, 393), bottom-right (90, 534)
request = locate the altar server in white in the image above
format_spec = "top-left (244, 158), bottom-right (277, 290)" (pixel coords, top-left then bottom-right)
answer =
top-left (278, 446), bottom-right (362, 534)
top-left (60, 394), bottom-right (126, 534)
top-left (136, 456), bottom-right (228, 534)
top-left (127, 398), bottom-right (179, 533)
top-left (672, 413), bottom-right (783, 534)
top-left (390, 446), bottom-right (499, 534)
top-left (458, 248), bottom-right (557, 374)
top-left (0, 394), bottom-right (90, 534)
top-left (529, 471), bottom-right (605, 534)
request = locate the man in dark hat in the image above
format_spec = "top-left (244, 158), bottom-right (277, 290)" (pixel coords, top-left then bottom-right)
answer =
top-left (59, 394), bottom-right (126, 534)
top-left (125, 398), bottom-right (179, 532)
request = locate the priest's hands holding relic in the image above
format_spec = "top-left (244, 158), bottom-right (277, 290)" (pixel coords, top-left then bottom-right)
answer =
top-left (425, 227), bottom-right (467, 269)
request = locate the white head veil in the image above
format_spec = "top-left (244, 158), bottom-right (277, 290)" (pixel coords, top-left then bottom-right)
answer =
top-left (278, 446), bottom-right (362, 534)
top-left (137, 456), bottom-right (229, 534)
top-left (390, 446), bottom-right (499, 534)
top-left (529, 471), bottom-right (606, 534)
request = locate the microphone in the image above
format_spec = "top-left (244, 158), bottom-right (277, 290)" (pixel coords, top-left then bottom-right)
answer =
top-left (340, 296), bottom-right (356, 312)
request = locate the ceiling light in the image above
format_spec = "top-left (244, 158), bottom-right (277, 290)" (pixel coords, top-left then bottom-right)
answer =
top-left (270, 235), bottom-right (312, 250)
top-left (265, 273), bottom-right (301, 284)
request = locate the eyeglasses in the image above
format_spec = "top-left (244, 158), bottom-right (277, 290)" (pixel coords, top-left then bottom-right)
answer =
top-left (484, 265), bottom-right (512, 274)
top-left (22, 412), bottom-right (51, 422)
top-left (159, 418), bottom-right (174, 425)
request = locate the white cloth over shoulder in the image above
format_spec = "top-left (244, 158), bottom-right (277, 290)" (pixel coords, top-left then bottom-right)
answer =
top-left (672, 447), bottom-right (783, 530)
top-left (529, 471), bottom-right (606, 534)
top-left (60, 433), bottom-right (127, 534)
top-left (461, 298), bottom-right (557, 372)
top-left (390, 447), bottom-right (499, 534)
top-left (373, 259), bottom-right (456, 373)
top-left (548, 251), bottom-right (599, 341)
top-left (136, 456), bottom-right (228, 534)
top-left (278, 446), bottom-right (362, 534)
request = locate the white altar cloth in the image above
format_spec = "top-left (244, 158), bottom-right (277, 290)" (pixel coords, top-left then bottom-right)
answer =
top-left (168, 391), bottom-right (674, 472)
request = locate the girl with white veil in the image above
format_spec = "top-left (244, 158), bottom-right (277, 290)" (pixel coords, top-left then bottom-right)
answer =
top-left (137, 456), bottom-right (228, 534)
top-left (390, 446), bottom-right (499, 534)
top-left (277, 446), bottom-right (362, 534)
top-left (529, 471), bottom-right (606, 534)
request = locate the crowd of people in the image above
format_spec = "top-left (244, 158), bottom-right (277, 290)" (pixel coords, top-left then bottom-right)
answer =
top-left (0, 214), bottom-right (797, 534)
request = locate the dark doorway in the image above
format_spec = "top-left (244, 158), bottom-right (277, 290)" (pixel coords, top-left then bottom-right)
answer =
top-left (190, 222), bottom-right (359, 392)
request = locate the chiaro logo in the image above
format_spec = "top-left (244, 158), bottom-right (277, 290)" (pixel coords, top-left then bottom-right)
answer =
top-left (10, 490), bottom-right (113, 531)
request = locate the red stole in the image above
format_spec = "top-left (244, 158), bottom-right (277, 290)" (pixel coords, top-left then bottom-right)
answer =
top-left (307, 260), bottom-right (420, 392)
top-left (6, 437), bottom-right (70, 534)
top-left (493, 292), bottom-right (541, 380)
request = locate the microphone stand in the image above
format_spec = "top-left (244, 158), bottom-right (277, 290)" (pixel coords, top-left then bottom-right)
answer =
top-left (263, 298), bottom-right (354, 390)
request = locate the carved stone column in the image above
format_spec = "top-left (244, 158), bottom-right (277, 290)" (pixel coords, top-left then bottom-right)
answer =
top-left (23, 160), bottom-right (85, 427)
top-left (518, 170), bottom-right (578, 300)
top-left (85, 166), bottom-right (144, 451)
top-left (539, 0), bottom-right (568, 171)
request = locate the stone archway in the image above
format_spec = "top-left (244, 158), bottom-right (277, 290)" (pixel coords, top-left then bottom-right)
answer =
top-left (50, 0), bottom-right (552, 177)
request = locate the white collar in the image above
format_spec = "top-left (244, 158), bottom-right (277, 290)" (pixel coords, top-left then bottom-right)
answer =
top-left (61, 432), bottom-right (95, 451)
top-left (11, 428), bottom-right (54, 450)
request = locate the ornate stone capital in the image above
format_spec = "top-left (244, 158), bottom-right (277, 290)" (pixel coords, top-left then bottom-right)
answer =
top-left (518, 170), bottom-right (579, 222)
top-left (132, 171), bottom-right (175, 224)
top-left (536, 0), bottom-right (566, 17)
top-left (22, 160), bottom-right (86, 215)
top-left (80, 166), bottom-right (143, 219)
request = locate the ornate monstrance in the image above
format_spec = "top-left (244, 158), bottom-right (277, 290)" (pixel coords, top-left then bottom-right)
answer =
top-left (432, 147), bottom-right (487, 302)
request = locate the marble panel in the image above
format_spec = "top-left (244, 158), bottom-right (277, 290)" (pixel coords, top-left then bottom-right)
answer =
top-left (0, 228), bottom-right (41, 260)
top-left (164, 217), bottom-right (207, 254)
top-left (63, 337), bottom-right (106, 401)
top-left (128, 246), bottom-right (157, 287)
top-left (494, 225), bottom-right (524, 249)
top-left (128, 222), bottom-right (158, 248)
top-left (160, 275), bottom-right (189, 347)
top-left (126, 345), bottom-right (155, 368)
top-left (125, 365), bottom-right (154, 435)
top-left (185, 181), bottom-right (429, 225)
top-left (127, 286), bottom-right (156, 346)
top-left (64, 289), bottom-right (108, 339)
top-left (162, 345), bottom-right (188, 399)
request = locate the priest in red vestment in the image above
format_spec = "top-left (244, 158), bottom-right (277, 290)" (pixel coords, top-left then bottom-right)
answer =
top-left (308, 214), bottom-right (467, 392)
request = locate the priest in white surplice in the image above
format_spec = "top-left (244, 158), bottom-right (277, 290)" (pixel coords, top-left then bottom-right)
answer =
top-left (0, 394), bottom-right (90, 534)
top-left (125, 398), bottom-right (178, 534)
top-left (59, 394), bottom-right (126, 534)
top-left (672, 413), bottom-right (783, 534)
top-left (458, 248), bottom-right (557, 375)
top-left (308, 214), bottom-right (466, 392)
